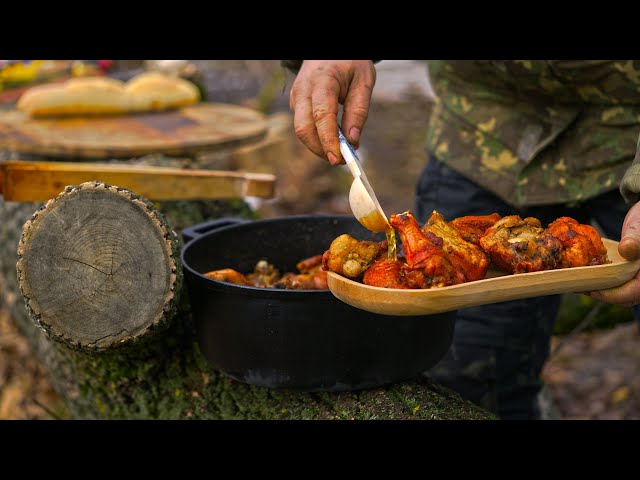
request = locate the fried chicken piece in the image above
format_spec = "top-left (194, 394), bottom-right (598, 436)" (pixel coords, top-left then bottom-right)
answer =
top-left (274, 255), bottom-right (328, 290)
top-left (295, 254), bottom-right (328, 289)
top-left (246, 260), bottom-right (280, 287)
top-left (390, 211), bottom-right (466, 287)
top-left (479, 215), bottom-right (563, 273)
top-left (449, 213), bottom-right (502, 245)
top-left (546, 217), bottom-right (609, 268)
top-left (321, 234), bottom-right (386, 279)
top-left (296, 254), bottom-right (323, 273)
top-left (203, 268), bottom-right (253, 286)
top-left (363, 258), bottom-right (410, 289)
top-left (390, 211), bottom-right (440, 267)
top-left (310, 269), bottom-right (328, 289)
top-left (422, 210), bottom-right (491, 281)
top-left (363, 258), bottom-right (436, 289)
top-left (273, 271), bottom-right (327, 290)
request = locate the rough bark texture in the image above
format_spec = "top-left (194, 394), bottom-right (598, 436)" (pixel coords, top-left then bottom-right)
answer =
top-left (16, 182), bottom-right (181, 351)
top-left (0, 160), bottom-right (494, 420)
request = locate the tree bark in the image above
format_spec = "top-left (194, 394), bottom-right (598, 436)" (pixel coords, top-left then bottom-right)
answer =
top-left (0, 172), bottom-right (494, 420)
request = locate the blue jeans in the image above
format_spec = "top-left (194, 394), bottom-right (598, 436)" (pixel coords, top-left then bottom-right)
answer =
top-left (417, 156), bottom-right (639, 419)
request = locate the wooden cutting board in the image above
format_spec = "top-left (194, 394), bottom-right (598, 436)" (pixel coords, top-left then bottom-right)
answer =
top-left (328, 239), bottom-right (640, 316)
top-left (0, 103), bottom-right (269, 159)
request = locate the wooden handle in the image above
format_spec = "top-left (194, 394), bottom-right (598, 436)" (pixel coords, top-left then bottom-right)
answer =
top-left (0, 161), bottom-right (275, 202)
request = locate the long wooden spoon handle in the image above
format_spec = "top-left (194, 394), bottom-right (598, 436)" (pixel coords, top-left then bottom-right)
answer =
top-left (0, 161), bottom-right (275, 202)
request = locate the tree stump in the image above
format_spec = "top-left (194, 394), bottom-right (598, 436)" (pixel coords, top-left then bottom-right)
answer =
top-left (6, 182), bottom-right (494, 419)
top-left (16, 182), bottom-right (181, 351)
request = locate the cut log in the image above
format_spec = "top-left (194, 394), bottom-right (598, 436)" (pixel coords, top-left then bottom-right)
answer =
top-left (16, 181), bottom-right (181, 351)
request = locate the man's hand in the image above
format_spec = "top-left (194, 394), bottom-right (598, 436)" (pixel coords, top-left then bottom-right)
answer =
top-left (589, 201), bottom-right (640, 306)
top-left (289, 60), bottom-right (376, 165)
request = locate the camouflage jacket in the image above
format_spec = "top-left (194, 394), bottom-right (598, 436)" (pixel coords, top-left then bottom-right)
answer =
top-left (426, 60), bottom-right (640, 207)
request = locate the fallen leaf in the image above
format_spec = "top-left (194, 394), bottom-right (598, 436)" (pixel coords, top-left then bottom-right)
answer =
top-left (611, 386), bottom-right (632, 405)
top-left (0, 380), bottom-right (26, 419)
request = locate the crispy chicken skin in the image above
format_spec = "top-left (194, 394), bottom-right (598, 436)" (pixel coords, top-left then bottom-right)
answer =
top-left (546, 217), bottom-right (609, 268)
top-left (479, 215), bottom-right (563, 273)
top-left (363, 258), bottom-right (410, 289)
top-left (321, 234), bottom-right (386, 279)
top-left (390, 211), bottom-right (466, 287)
top-left (275, 255), bottom-right (328, 289)
top-left (363, 256), bottom-right (458, 290)
top-left (203, 268), bottom-right (253, 286)
top-left (390, 211), bottom-right (440, 267)
top-left (422, 210), bottom-right (491, 281)
top-left (449, 213), bottom-right (502, 245)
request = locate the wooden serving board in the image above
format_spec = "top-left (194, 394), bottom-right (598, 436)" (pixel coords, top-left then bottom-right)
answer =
top-left (0, 103), bottom-right (269, 159)
top-left (327, 239), bottom-right (640, 316)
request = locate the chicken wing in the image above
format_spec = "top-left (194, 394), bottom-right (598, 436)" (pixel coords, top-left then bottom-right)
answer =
top-left (390, 211), bottom-right (466, 287)
top-left (449, 213), bottom-right (502, 245)
top-left (296, 254), bottom-right (323, 273)
top-left (363, 258), bottom-right (411, 289)
top-left (274, 254), bottom-right (328, 290)
top-left (203, 268), bottom-right (253, 286)
top-left (363, 256), bottom-right (450, 289)
top-left (321, 234), bottom-right (386, 279)
top-left (546, 217), bottom-right (609, 268)
top-left (422, 210), bottom-right (491, 281)
top-left (273, 271), bottom-right (328, 290)
top-left (479, 215), bottom-right (562, 273)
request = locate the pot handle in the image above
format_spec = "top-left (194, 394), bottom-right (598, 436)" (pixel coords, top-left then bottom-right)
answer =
top-left (182, 218), bottom-right (250, 243)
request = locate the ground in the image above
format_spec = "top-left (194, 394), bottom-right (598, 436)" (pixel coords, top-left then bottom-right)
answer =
top-left (542, 322), bottom-right (640, 419)
top-left (0, 309), bottom-right (69, 419)
top-left (1, 60), bottom-right (639, 419)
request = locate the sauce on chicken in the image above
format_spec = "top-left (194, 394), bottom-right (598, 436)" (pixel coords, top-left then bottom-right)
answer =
top-left (322, 210), bottom-right (610, 289)
top-left (358, 210), bottom-right (397, 261)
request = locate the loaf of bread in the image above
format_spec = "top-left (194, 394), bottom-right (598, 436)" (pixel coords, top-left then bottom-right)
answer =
top-left (124, 72), bottom-right (200, 112)
top-left (17, 77), bottom-right (129, 116)
top-left (17, 72), bottom-right (200, 117)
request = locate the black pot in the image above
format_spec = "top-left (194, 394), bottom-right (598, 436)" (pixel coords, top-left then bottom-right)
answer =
top-left (180, 215), bottom-right (456, 392)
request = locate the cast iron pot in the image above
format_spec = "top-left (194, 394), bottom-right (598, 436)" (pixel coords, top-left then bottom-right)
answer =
top-left (181, 215), bottom-right (456, 392)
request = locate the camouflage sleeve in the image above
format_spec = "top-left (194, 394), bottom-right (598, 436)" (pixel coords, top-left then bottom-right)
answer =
top-left (620, 134), bottom-right (640, 205)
